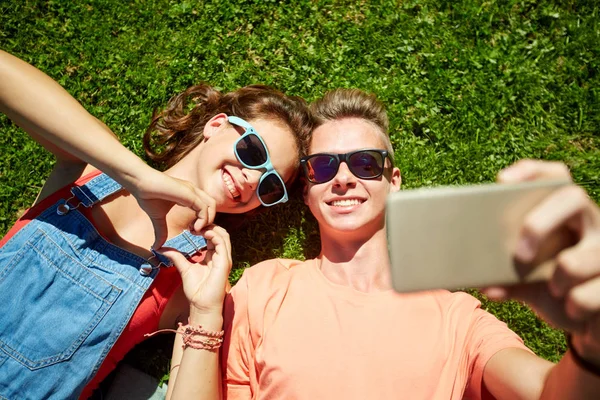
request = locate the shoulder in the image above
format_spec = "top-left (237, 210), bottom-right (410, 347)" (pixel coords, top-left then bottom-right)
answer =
top-left (33, 165), bottom-right (101, 206)
top-left (229, 258), bottom-right (311, 304)
top-left (237, 258), bottom-right (309, 287)
top-left (396, 290), bottom-right (487, 326)
top-left (225, 259), bottom-right (312, 339)
top-left (408, 289), bottom-right (483, 310)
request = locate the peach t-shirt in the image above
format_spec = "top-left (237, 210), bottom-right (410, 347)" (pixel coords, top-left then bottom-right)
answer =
top-left (222, 259), bottom-right (531, 400)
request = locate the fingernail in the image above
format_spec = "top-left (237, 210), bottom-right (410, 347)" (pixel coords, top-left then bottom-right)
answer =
top-left (515, 235), bottom-right (536, 263)
top-left (482, 287), bottom-right (508, 301)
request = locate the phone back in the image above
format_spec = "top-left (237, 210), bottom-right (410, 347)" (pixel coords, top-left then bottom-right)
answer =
top-left (385, 180), bottom-right (569, 293)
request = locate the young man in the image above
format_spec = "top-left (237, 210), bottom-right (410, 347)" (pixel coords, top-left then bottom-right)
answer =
top-left (166, 89), bottom-right (600, 399)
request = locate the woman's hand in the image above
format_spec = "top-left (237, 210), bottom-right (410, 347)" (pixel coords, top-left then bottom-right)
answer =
top-left (161, 225), bottom-right (232, 318)
top-left (128, 170), bottom-right (217, 249)
top-left (484, 159), bottom-right (600, 365)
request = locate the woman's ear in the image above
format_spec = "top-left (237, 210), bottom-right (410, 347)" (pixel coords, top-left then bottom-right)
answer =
top-left (203, 113), bottom-right (229, 139)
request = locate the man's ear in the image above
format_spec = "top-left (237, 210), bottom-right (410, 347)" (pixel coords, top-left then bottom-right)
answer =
top-left (389, 167), bottom-right (402, 193)
top-left (203, 113), bottom-right (228, 139)
top-left (301, 177), bottom-right (310, 206)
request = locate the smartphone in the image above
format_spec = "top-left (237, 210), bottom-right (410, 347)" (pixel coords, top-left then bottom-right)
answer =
top-left (385, 179), bottom-right (570, 293)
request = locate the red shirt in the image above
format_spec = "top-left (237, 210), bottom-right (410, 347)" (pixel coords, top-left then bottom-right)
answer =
top-left (80, 264), bottom-right (181, 399)
top-left (0, 170), bottom-right (183, 400)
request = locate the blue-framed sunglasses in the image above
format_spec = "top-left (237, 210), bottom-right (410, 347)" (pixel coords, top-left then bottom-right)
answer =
top-left (228, 115), bottom-right (288, 207)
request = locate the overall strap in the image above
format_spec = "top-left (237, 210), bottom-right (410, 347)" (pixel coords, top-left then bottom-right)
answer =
top-left (68, 173), bottom-right (207, 272)
top-left (156, 231), bottom-right (207, 266)
top-left (71, 172), bottom-right (124, 206)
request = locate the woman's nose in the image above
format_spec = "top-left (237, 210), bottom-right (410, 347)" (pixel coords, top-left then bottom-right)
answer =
top-left (242, 168), bottom-right (264, 191)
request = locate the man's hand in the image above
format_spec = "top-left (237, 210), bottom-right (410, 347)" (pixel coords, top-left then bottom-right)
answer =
top-left (484, 159), bottom-right (600, 366)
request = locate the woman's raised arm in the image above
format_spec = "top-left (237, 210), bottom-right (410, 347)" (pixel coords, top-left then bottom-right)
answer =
top-left (0, 50), bottom-right (152, 188)
top-left (0, 51), bottom-right (216, 248)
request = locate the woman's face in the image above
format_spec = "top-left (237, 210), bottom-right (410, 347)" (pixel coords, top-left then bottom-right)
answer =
top-left (195, 116), bottom-right (299, 214)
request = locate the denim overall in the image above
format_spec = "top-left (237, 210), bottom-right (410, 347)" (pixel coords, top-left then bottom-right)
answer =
top-left (0, 173), bottom-right (206, 400)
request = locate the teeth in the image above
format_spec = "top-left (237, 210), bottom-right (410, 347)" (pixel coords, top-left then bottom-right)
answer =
top-left (331, 199), bottom-right (362, 207)
top-left (223, 171), bottom-right (240, 198)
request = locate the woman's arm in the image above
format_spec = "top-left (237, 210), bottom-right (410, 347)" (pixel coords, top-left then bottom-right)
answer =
top-left (167, 312), bottom-right (224, 400)
top-left (0, 50), bottom-right (151, 188)
top-left (0, 51), bottom-right (216, 247)
top-left (162, 226), bottom-right (233, 400)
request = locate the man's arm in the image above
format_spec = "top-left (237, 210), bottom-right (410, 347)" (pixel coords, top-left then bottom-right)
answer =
top-left (484, 347), bottom-right (600, 400)
top-left (481, 159), bottom-right (600, 399)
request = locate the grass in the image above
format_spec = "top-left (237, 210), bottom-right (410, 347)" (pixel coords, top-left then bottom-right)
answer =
top-left (1, 0), bottom-right (599, 381)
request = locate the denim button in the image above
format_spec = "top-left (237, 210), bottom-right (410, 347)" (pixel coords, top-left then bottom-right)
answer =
top-left (139, 265), bottom-right (153, 276)
top-left (57, 204), bottom-right (70, 215)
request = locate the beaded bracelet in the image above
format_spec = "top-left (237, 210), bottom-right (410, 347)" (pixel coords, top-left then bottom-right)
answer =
top-left (567, 335), bottom-right (600, 378)
top-left (177, 322), bottom-right (225, 351)
top-left (144, 322), bottom-right (225, 351)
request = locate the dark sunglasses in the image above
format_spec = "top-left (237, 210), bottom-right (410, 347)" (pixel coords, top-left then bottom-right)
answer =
top-left (228, 116), bottom-right (288, 206)
top-left (300, 149), bottom-right (393, 184)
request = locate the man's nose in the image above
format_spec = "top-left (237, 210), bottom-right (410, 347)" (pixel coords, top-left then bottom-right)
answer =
top-left (332, 162), bottom-right (357, 188)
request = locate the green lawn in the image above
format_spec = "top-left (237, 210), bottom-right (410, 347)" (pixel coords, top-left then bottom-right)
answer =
top-left (1, 0), bottom-right (599, 381)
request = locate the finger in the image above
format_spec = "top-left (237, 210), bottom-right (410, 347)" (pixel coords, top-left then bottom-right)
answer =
top-left (199, 189), bottom-right (217, 228)
top-left (168, 179), bottom-right (206, 211)
top-left (151, 216), bottom-right (169, 250)
top-left (549, 240), bottom-right (600, 297)
top-left (201, 229), bottom-right (232, 286)
top-left (586, 314), bottom-right (600, 349)
top-left (565, 277), bottom-right (600, 322)
top-left (203, 228), bottom-right (230, 262)
top-left (495, 281), bottom-right (586, 333)
top-left (571, 314), bottom-right (600, 364)
top-left (515, 185), bottom-right (590, 263)
top-left (198, 225), bottom-right (231, 268)
top-left (190, 190), bottom-right (216, 233)
top-left (481, 286), bottom-right (509, 301)
top-left (159, 248), bottom-right (191, 277)
top-left (497, 159), bottom-right (572, 184)
top-left (198, 224), bottom-right (218, 250)
top-left (211, 226), bottom-right (232, 264)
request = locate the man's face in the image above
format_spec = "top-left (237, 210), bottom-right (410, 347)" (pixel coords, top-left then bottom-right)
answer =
top-left (303, 118), bottom-right (401, 238)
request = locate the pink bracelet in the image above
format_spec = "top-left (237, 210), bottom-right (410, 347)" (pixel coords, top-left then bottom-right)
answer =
top-left (177, 322), bottom-right (225, 351)
top-left (144, 322), bottom-right (225, 351)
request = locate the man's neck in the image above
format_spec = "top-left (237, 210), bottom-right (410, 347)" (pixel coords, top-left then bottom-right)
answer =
top-left (318, 227), bottom-right (392, 293)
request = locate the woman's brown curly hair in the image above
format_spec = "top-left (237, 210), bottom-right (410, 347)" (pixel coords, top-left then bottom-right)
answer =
top-left (143, 84), bottom-right (313, 170)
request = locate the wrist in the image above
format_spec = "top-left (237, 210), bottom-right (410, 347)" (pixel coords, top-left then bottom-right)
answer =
top-left (102, 156), bottom-right (155, 193)
top-left (189, 307), bottom-right (224, 330)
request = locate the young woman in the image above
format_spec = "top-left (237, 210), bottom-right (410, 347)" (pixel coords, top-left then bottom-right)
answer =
top-left (0, 50), bottom-right (313, 399)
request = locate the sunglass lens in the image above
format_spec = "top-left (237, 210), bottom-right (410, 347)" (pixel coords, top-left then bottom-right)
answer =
top-left (306, 155), bottom-right (338, 183)
top-left (236, 133), bottom-right (267, 167)
top-left (258, 173), bottom-right (286, 205)
top-left (348, 151), bottom-right (384, 178)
